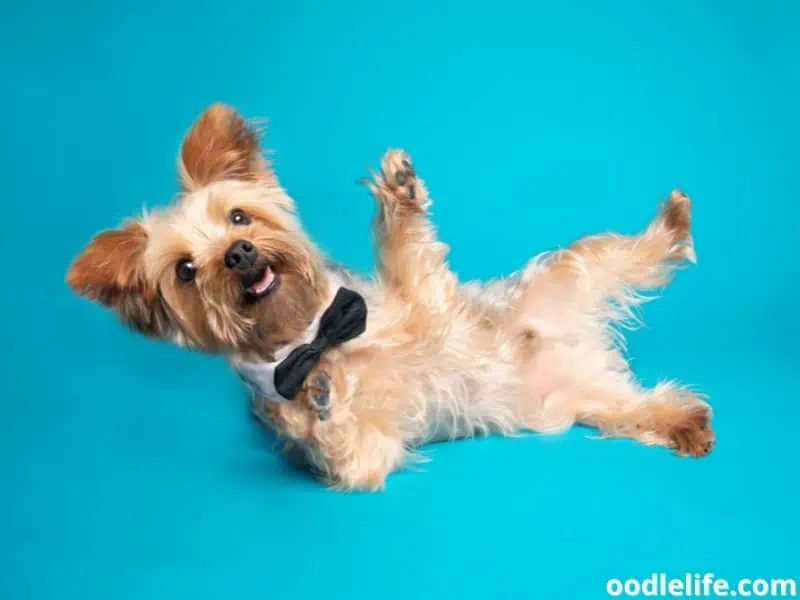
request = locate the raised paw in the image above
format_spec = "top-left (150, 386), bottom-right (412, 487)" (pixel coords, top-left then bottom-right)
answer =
top-left (381, 149), bottom-right (419, 204)
top-left (364, 149), bottom-right (430, 214)
top-left (304, 371), bottom-right (332, 421)
top-left (668, 404), bottom-right (715, 458)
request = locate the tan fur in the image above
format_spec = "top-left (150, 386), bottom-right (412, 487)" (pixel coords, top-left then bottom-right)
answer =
top-left (67, 105), bottom-right (714, 492)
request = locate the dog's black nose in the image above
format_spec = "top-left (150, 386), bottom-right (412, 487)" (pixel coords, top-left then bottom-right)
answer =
top-left (225, 240), bottom-right (257, 270)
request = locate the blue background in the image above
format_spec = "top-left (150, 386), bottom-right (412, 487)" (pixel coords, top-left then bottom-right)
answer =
top-left (1, 1), bottom-right (798, 598)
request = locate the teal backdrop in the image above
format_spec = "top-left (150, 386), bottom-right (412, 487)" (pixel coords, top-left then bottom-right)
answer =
top-left (1, 1), bottom-right (798, 599)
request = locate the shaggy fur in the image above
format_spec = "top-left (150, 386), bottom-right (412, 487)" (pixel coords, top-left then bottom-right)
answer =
top-left (68, 104), bottom-right (714, 491)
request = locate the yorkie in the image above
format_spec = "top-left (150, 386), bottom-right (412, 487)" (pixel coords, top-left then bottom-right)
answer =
top-left (68, 104), bottom-right (714, 491)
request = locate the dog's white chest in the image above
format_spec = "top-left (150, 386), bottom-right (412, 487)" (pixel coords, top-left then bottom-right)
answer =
top-left (232, 359), bottom-right (284, 401)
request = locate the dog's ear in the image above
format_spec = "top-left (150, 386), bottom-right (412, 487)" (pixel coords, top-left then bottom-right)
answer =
top-left (178, 103), bottom-right (274, 191)
top-left (67, 222), bottom-right (171, 337)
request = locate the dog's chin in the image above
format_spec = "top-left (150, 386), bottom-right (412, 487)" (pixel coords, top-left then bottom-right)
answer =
top-left (243, 264), bottom-right (281, 305)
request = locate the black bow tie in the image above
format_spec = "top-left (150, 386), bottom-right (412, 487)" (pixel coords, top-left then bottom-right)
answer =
top-left (274, 287), bottom-right (367, 400)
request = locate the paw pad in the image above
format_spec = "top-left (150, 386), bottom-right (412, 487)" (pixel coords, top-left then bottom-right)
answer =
top-left (385, 153), bottom-right (417, 201)
top-left (668, 406), bottom-right (715, 458)
top-left (307, 372), bottom-right (331, 421)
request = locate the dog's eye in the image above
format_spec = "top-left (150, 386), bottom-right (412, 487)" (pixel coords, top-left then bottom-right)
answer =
top-left (229, 209), bottom-right (251, 226)
top-left (176, 259), bottom-right (197, 282)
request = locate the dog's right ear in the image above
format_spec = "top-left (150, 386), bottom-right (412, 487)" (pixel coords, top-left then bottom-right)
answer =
top-left (178, 103), bottom-right (275, 192)
top-left (67, 222), bottom-right (170, 337)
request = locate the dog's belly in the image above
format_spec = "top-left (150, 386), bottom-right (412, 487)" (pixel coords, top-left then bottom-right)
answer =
top-left (322, 266), bottom-right (530, 446)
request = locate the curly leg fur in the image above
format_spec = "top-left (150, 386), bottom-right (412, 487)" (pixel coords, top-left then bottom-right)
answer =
top-left (364, 150), bottom-right (458, 311)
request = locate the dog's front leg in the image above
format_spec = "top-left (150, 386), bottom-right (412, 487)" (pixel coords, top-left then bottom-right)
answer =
top-left (364, 150), bottom-right (458, 310)
top-left (280, 358), bottom-right (407, 491)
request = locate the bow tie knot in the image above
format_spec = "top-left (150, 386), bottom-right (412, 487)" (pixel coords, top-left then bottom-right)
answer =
top-left (273, 288), bottom-right (367, 399)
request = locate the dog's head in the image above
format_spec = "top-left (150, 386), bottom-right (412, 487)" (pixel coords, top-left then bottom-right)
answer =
top-left (67, 104), bottom-right (326, 357)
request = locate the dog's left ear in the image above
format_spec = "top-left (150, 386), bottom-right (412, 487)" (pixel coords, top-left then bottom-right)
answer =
top-left (178, 103), bottom-right (275, 192)
top-left (67, 222), bottom-right (171, 337)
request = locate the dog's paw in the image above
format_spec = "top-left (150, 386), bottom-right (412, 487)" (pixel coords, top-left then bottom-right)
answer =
top-left (667, 403), bottom-right (715, 458)
top-left (381, 149), bottom-right (420, 206)
top-left (303, 370), bottom-right (332, 421)
top-left (661, 189), bottom-right (696, 264)
top-left (364, 149), bottom-right (429, 214)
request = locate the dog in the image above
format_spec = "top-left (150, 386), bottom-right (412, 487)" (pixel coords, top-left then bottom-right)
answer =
top-left (67, 104), bottom-right (714, 491)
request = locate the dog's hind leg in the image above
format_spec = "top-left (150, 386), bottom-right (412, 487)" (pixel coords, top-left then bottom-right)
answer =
top-left (574, 380), bottom-right (714, 457)
top-left (568, 189), bottom-right (695, 292)
top-left (514, 190), bottom-right (695, 336)
top-left (363, 150), bottom-right (459, 311)
top-left (519, 361), bottom-right (715, 458)
top-left (508, 189), bottom-right (712, 456)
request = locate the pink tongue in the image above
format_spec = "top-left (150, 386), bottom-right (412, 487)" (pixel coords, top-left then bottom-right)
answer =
top-left (250, 268), bottom-right (274, 294)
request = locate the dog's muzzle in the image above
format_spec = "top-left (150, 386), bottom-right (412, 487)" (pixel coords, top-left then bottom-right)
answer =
top-left (225, 239), bottom-right (279, 301)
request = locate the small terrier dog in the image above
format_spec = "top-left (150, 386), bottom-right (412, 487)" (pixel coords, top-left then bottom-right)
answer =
top-left (68, 104), bottom-right (714, 491)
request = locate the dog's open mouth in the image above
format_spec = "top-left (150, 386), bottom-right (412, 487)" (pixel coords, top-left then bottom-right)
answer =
top-left (243, 264), bottom-right (280, 303)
